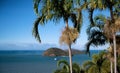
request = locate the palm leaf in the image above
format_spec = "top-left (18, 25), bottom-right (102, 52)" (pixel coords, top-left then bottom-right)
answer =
top-left (85, 30), bottom-right (107, 55)
top-left (32, 17), bottom-right (42, 43)
top-left (94, 14), bottom-right (106, 29)
top-left (57, 60), bottom-right (70, 72)
top-left (33, 0), bottom-right (40, 15)
top-left (83, 60), bottom-right (95, 71)
top-left (88, 65), bottom-right (98, 73)
top-left (72, 63), bottom-right (81, 73)
top-left (59, 27), bottom-right (79, 45)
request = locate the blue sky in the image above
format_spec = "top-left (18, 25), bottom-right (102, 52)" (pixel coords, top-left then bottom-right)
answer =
top-left (0, 0), bottom-right (110, 50)
top-left (0, 0), bottom-right (37, 44)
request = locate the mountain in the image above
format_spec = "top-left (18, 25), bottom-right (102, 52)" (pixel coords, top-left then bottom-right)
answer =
top-left (43, 47), bottom-right (85, 56)
top-left (0, 43), bottom-right (58, 50)
top-left (43, 48), bottom-right (67, 56)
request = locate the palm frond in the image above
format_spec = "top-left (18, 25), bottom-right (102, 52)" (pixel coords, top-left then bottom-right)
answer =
top-left (83, 51), bottom-right (110, 73)
top-left (89, 30), bottom-right (106, 45)
top-left (83, 60), bottom-right (95, 71)
top-left (85, 30), bottom-right (107, 55)
top-left (72, 8), bottom-right (83, 33)
top-left (70, 13), bottom-right (77, 28)
top-left (94, 14), bottom-right (106, 30)
top-left (77, 11), bottom-right (83, 32)
top-left (59, 27), bottom-right (79, 45)
top-left (57, 60), bottom-right (70, 72)
top-left (88, 65), bottom-right (98, 73)
top-left (57, 60), bottom-right (69, 67)
top-left (32, 17), bottom-right (41, 43)
top-left (72, 63), bottom-right (81, 73)
top-left (33, 0), bottom-right (41, 15)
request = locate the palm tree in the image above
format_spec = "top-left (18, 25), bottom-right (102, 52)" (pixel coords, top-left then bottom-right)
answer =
top-left (59, 27), bottom-right (79, 73)
top-left (87, 0), bottom-right (120, 71)
top-left (33, 1), bottom-right (86, 73)
top-left (86, 16), bottom-right (120, 73)
top-left (86, 14), bottom-right (120, 73)
top-left (99, 5), bottom-right (120, 71)
top-left (83, 51), bottom-right (110, 73)
top-left (104, 17), bottom-right (120, 73)
top-left (85, 0), bottom-right (120, 73)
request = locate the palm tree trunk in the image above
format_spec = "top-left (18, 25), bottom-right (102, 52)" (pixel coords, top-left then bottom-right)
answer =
top-left (89, 8), bottom-right (94, 26)
top-left (113, 34), bottom-right (117, 73)
top-left (110, 7), bottom-right (114, 22)
top-left (66, 20), bottom-right (68, 28)
top-left (111, 61), bottom-right (113, 73)
top-left (68, 45), bottom-right (72, 73)
top-left (65, 19), bottom-right (72, 73)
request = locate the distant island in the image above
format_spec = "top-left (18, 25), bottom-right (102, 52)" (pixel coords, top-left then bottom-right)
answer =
top-left (43, 47), bottom-right (85, 56)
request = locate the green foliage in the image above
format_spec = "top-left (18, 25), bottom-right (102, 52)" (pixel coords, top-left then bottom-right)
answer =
top-left (54, 60), bottom-right (83, 73)
top-left (86, 0), bottom-right (120, 45)
top-left (33, 0), bottom-right (40, 15)
top-left (83, 51), bottom-right (110, 73)
top-left (85, 15), bottom-right (107, 54)
top-left (32, 16), bottom-right (42, 43)
top-left (54, 51), bottom-right (120, 73)
top-left (32, 0), bottom-right (84, 42)
top-left (72, 63), bottom-right (81, 73)
top-left (57, 60), bottom-right (70, 73)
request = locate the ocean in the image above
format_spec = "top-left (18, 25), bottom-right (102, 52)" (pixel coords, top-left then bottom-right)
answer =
top-left (0, 50), bottom-right (100, 73)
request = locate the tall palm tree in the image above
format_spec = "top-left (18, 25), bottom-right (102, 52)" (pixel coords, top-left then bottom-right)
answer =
top-left (33, 0), bottom-right (85, 73)
top-left (86, 14), bottom-right (120, 73)
top-left (100, 3), bottom-right (120, 72)
top-left (104, 17), bottom-right (120, 73)
top-left (59, 27), bottom-right (79, 73)
top-left (83, 51), bottom-right (110, 73)
top-left (85, 0), bottom-right (120, 73)
top-left (86, 0), bottom-right (120, 67)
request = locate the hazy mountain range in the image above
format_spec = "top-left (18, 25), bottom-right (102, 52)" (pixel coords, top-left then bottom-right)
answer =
top-left (0, 43), bottom-right (58, 50)
top-left (0, 43), bottom-right (107, 50)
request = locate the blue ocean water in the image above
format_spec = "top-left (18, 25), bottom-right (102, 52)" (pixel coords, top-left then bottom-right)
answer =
top-left (0, 50), bottom-right (100, 73)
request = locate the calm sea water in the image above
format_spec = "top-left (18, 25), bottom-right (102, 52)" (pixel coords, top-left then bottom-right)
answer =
top-left (0, 50), bottom-right (100, 73)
